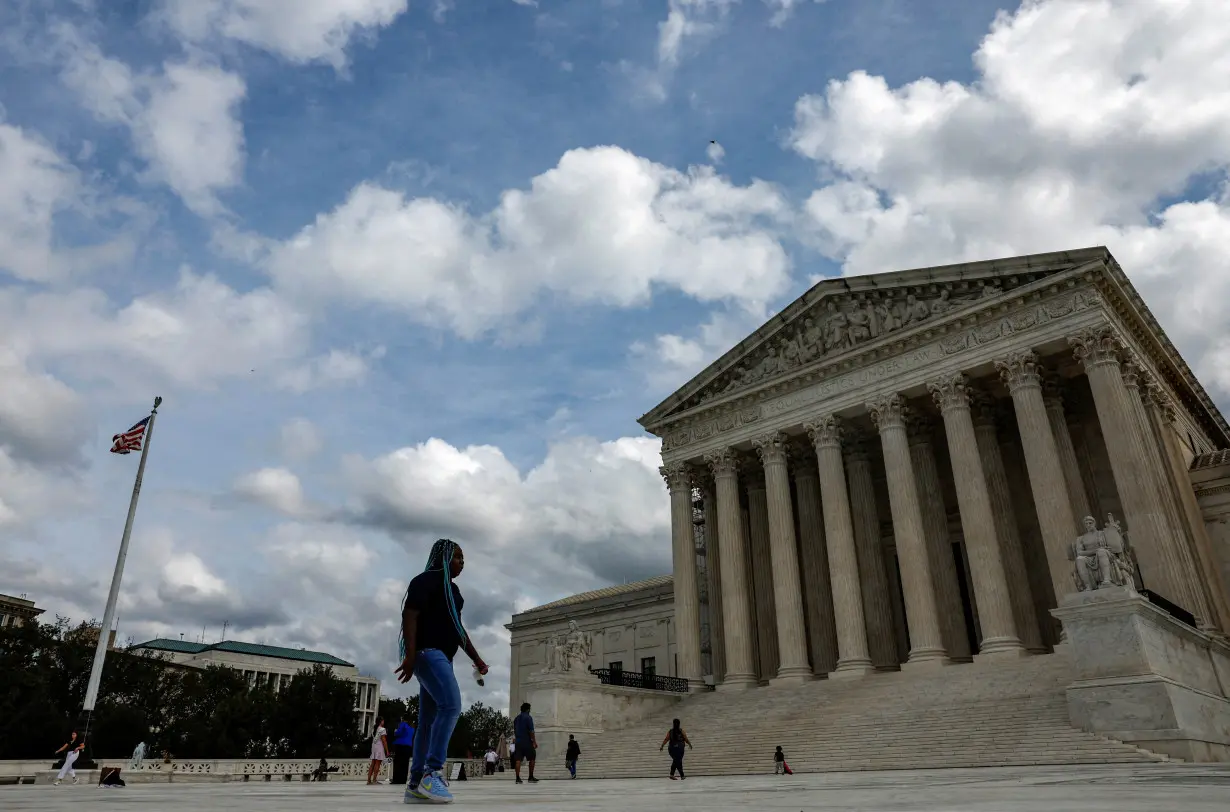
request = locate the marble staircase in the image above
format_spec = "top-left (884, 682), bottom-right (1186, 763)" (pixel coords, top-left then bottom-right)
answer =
top-left (535, 652), bottom-right (1169, 779)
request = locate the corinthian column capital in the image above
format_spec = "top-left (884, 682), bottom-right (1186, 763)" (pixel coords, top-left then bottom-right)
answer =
top-left (1069, 325), bottom-right (1124, 369)
top-left (660, 462), bottom-right (693, 493)
top-left (927, 373), bottom-right (972, 413)
top-left (804, 415), bottom-right (843, 450)
top-left (752, 431), bottom-right (791, 466)
top-left (867, 393), bottom-right (909, 431)
top-left (704, 448), bottom-right (740, 479)
top-left (994, 350), bottom-right (1042, 392)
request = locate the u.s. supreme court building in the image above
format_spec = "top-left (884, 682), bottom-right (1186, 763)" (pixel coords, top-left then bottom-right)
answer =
top-left (508, 247), bottom-right (1230, 761)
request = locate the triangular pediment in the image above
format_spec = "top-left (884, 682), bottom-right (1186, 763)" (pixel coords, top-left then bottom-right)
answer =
top-left (639, 248), bottom-right (1112, 428)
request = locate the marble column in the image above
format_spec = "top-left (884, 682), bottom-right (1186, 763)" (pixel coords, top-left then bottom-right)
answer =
top-left (867, 394), bottom-right (950, 668)
top-left (699, 474), bottom-right (726, 681)
top-left (1068, 327), bottom-right (1184, 605)
top-left (1124, 363), bottom-right (1205, 621)
top-left (906, 414), bottom-right (972, 662)
top-left (791, 445), bottom-right (839, 675)
top-left (970, 393), bottom-right (1045, 654)
top-left (1146, 384), bottom-right (1230, 633)
top-left (752, 432), bottom-right (813, 684)
top-left (1041, 376), bottom-right (1093, 523)
top-left (702, 449), bottom-right (757, 690)
top-left (998, 420), bottom-right (1058, 645)
top-left (843, 433), bottom-right (901, 669)
top-left (745, 466), bottom-right (779, 682)
top-left (928, 374), bottom-right (1025, 659)
top-left (804, 416), bottom-right (875, 678)
top-left (661, 462), bottom-right (704, 684)
top-left (995, 350), bottom-right (1081, 608)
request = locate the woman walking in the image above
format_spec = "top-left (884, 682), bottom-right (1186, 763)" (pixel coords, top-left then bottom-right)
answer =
top-left (659, 719), bottom-right (691, 780)
top-left (366, 717), bottom-right (389, 785)
top-left (53, 731), bottom-right (85, 785)
top-left (396, 539), bottom-right (490, 804)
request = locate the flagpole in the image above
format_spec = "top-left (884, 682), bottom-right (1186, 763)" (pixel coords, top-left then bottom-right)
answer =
top-left (78, 396), bottom-right (162, 760)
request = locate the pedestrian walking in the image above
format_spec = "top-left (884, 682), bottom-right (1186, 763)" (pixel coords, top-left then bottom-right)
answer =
top-left (773, 745), bottom-right (793, 775)
top-left (53, 731), bottom-right (85, 785)
top-left (513, 702), bottom-right (538, 784)
top-left (396, 539), bottom-right (489, 804)
top-left (391, 714), bottom-right (415, 785)
top-left (565, 734), bottom-right (581, 779)
top-left (659, 719), bottom-right (691, 780)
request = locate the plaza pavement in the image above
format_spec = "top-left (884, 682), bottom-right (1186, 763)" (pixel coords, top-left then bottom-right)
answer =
top-left (5, 763), bottom-right (1230, 811)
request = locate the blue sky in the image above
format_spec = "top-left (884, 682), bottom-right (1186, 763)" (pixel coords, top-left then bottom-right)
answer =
top-left (3, 0), bottom-right (1230, 709)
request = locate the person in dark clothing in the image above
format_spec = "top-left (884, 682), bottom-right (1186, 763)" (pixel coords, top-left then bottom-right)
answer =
top-left (565, 735), bottom-right (581, 779)
top-left (391, 714), bottom-right (415, 785)
top-left (773, 745), bottom-right (793, 775)
top-left (396, 539), bottom-right (489, 804)
top-left (513, 702), bottom-right (538, 784)
top-left (659, 719), bottom-right (691, 780)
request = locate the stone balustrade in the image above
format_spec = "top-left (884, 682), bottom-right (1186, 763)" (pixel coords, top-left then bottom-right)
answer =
top-left (0, 757), bottom-right (489, 785)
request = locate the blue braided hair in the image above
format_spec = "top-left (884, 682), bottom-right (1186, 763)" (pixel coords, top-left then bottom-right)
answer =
top-left (399, 539), bottom-right (468, 660)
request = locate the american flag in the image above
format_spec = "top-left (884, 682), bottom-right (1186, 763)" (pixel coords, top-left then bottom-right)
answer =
top-left (110, 416), bottom-right (151, 455)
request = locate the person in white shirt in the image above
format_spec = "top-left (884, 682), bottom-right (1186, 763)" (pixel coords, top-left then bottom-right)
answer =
top-left (366, 717), bottom-right (389, 785)
top-left (484, 747), bottom-right (499, 775)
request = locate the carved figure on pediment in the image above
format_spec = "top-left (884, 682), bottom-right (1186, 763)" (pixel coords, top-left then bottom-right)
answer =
top-left (903, 293), bottom-right (930, 325)
top-left (752, 345), bottom-right (782, 381)
top-left (720, 364), bottom-right (750, 395)
top-left (1069, 514), bottom-right (1136, 593)
top-left (930, 289), bottom-right (952, 315)
top-left (779, 333), bottom-right (803, 368)
top-left (874, 299), bottom-right (900, 334)
top-left (823, 301), bottom-right (849, 351)
top-left (847, 305), bottom-right (872, 344)
top-left (981, 282), bottom-right (1003, 298)
top-left (800, 317), bottom-right (823, 358)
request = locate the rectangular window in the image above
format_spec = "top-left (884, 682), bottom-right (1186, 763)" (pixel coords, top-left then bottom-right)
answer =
top-left (641, 657), bottom-right (656, 677)
top-left (609, 660), bottom-right (623, 672)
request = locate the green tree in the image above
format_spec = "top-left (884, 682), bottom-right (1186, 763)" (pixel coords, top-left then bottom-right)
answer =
top-left (272, 664), bottom-right (360, 758)
top-left (450, 702), bottom-right (513, 758)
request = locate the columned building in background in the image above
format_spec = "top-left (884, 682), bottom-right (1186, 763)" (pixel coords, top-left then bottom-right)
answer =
top-left (0, 593), bottom-right (44, 629)
top-left (131, 638), bottom-right (381, 735)
top-left (639, 247), bottom-right (1230, 690)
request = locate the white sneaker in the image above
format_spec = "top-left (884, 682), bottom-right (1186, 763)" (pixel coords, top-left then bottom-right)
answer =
top-left (72, 778), bottom-right (79, 784)
top-left (53, 780), bottom-right (61, 786)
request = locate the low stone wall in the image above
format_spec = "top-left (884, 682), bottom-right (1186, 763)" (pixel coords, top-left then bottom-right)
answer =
top-left (0, 757), bottom-right (488, 785)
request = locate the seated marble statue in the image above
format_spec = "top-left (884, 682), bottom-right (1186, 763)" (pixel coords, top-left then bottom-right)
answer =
top-left (1070, 514), bottom-right (1135, 592)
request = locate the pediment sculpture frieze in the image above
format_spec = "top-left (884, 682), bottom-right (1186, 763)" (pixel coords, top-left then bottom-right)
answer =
top-left (684, 281), bottom-right (1012, 410)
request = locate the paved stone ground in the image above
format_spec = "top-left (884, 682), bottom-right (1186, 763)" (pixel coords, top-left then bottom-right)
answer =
top-left (5, 763), bottom-right (1230, 811)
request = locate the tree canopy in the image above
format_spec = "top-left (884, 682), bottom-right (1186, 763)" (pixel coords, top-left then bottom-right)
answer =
top-left (0, 618), bottom-right (511, 762)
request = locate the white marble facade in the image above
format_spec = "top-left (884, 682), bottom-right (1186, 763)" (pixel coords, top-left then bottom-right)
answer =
top-left (505, 576), bottom-right (678, 719)
top-left (640, 247), bottom-right (1230, 690)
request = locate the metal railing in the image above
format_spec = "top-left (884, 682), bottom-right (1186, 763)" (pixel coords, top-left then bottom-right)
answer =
top-left (589, 668), bottom-right (691, 693)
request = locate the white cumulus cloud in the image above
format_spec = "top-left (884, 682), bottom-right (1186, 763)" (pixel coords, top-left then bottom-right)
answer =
top-left (788, 0), bottom-right (1230, 396)
top-left (266, 146), bottom-right (792, 338)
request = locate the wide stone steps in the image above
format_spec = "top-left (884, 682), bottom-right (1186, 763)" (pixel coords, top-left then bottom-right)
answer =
top-left (532, 653), bottom-right (1167, 779)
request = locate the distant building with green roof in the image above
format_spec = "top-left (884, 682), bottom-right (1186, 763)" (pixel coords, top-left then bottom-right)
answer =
top-left (131, 637), bottom-right (380, 735)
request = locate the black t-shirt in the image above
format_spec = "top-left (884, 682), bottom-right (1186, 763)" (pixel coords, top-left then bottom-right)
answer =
top-left (404, 570), bottom-right (465, 661)
top-left (566, 740), bottom-right (580, 760)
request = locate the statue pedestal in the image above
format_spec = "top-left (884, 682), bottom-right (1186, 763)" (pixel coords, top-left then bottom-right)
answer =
top-left (523, 670), bottom-right (684, 761)
top-left (1052, 586), bottom-right (1230, 762)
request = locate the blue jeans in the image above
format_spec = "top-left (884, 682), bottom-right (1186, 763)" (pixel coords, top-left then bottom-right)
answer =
top-left (409, 649), bottom-right (462, 784)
